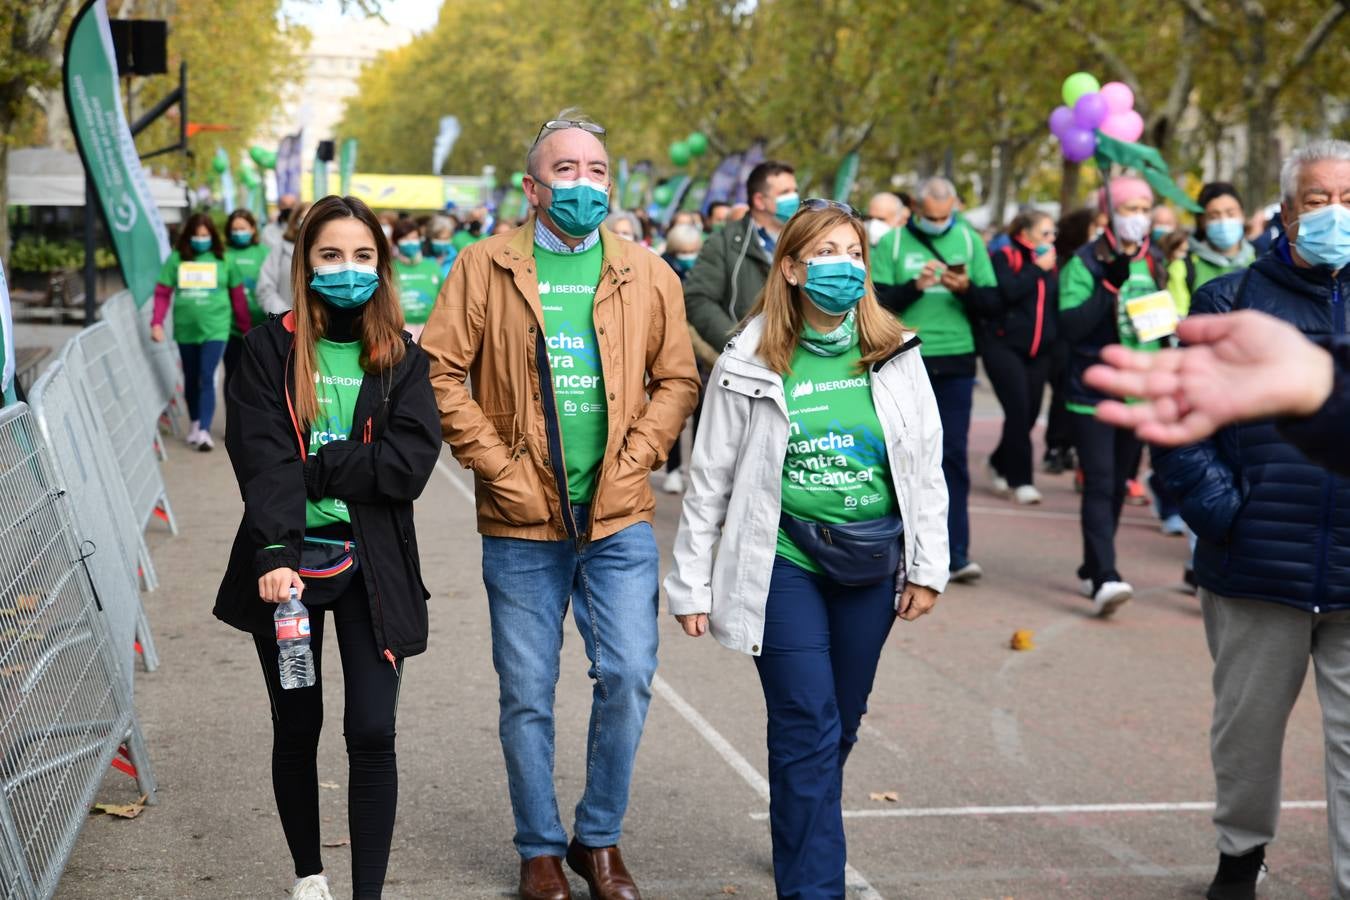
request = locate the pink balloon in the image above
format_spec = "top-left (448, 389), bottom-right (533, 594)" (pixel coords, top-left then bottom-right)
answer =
top-left (1073, 92), bottom-right (1109, 131)
top-left (1099, 82), bottom-right (1135, 116)
top-left (1048, 105), bottom-right (1075, 138)
top-left (1060, 127), bottom-right (1097, 163)
top-left (1100, 110), bottom-right (1145, 143)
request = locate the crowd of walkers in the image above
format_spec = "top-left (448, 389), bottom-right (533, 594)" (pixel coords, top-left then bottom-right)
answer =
top-left (155, 110), bottom-right (1350, 900)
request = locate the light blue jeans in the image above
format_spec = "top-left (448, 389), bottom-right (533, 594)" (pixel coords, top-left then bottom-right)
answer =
top-left (481, 512), bottom-right (660, 859)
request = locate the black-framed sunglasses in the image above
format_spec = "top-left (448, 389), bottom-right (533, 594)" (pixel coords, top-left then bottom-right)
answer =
top-left (534, 119), bottom-right (607, 144)
top-left (799, 197), bottom-right (862, 219)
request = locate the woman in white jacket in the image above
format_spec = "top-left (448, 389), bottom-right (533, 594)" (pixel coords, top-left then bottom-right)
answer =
top-left (665, 199), bottom-right (949, 899)
top-left (255, 201), bottom-right (311, 315)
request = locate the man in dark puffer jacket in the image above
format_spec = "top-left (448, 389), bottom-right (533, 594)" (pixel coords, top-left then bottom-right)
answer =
top-left (1154, 139), bottom-right (1350, 900)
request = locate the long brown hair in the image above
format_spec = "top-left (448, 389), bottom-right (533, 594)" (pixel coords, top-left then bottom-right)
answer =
top-left (176, 212), bottom-right (223, 261)
top-left (289, 195), bottom-right (407, 427)
top-left (745, 206), bottom-right (904, 375)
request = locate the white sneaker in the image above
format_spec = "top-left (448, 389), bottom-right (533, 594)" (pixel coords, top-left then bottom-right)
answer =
top-left (661, 470), bottom-right (685, 494)
top-left (291, 874), bottom-right (334, 900)
top-left (197, 431), bottom-right (214, 452)
top-left (950, 561), bottom-right (984, 583)
top-left (987, 461), bottom-right (1011, 498)
top-left (1092, 581), bottom-right (1133, 618)
top-left (1080, 578), bottom-right (1095, 598)
top-left (1013, 485), bottom-right (1043, 505)
top-left (186, 421), bottom-right (202, 447)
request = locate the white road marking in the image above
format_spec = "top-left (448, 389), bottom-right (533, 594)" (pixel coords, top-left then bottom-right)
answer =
top-left (653, 674), bottom-right (885, 899)
top-left (748, 800), bottom-right (1327, 821)
top-left (434, 455), bottom-right (477, 503)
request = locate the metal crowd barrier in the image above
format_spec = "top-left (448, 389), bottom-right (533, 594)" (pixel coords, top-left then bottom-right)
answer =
top-left (98, 295), bottom-right (176, 457)
top-left (0, 404), bottom-right (155, 900)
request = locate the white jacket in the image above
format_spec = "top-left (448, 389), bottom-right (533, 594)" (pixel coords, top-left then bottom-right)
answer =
top-left (664, 314), bottom-right (949, 656)
top-left (256, 240), bottom-right (294, 315)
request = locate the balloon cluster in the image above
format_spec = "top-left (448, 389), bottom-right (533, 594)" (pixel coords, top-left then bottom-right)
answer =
top-left (1049, 73), bottom-right (1144, 163)
top-left (668, 131), bottom-right (709, 167)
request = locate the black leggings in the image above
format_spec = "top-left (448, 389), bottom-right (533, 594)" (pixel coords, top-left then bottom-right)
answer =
top-left (983, 340), bottom-right (1052, 488)
top-left (253, 578), bottom-right (403, 898)
top-left (1071, 413), bottom-right (1143, 589)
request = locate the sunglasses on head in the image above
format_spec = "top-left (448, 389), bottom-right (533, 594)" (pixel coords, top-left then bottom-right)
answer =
top-left (534, 119), bottom-right (607, 144)
top-left (798, 198), bottom-right (862, 219)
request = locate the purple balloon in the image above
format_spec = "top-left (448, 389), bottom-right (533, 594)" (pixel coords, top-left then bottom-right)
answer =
top-left (1048, 105), bottom-right (1075, 139)
top-left (1060, 127), bottom-right (1097, 163)
top-left (1073, 92), bottom-right (1109, 131)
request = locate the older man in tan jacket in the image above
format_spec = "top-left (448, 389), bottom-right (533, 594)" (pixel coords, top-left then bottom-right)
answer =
top-left (420, 112), bottom-right (699, 900)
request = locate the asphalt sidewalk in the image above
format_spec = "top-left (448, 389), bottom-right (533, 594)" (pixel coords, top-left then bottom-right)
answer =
top-left (56, 401), bottom-right (1336, 899)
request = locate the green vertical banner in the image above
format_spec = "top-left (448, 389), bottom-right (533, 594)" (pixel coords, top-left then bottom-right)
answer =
top-left (63, 0), bottom-right (170, 307)
top-left (0, 265), bottom-right (15, 406)
top-left (339, 138), bottom-right (358, 196)
top-left (833, 151), bottom-right (860, 203)
top-left (313, 159), bottom-right (329, 200)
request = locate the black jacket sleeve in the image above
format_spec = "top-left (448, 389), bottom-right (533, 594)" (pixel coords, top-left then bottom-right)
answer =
top-left (958, 281), bottom-right (1005, 319)
top-left (225, 332), bottom-right (306, 578)
top-left (991, 252), bottom-right (1039, 319)
top-left (303, 346), bottom-right (442, 505)
top-left (1277, 335), bottom-right (1350, 477)
top-left (874, 279), bottom-right (924, 316)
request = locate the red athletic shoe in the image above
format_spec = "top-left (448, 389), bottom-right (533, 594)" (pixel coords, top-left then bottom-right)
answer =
top-left (1125, 478), bottom-right (1149, 506)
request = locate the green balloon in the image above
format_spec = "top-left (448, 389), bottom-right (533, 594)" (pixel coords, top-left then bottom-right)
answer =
top-left (511, 171), bottom-right (525, 189)
top-left (653, 183), bottom-right (674, 206)
top-left (249, 145), bottom-right (277, 169)
top-left (211, 155), bottom-right (228, 175)
top-left (669, 141), bottom-right (691, 167)
top-left (686, 131), bottom-right (709, 157)
top-left (239, 167), bottom-right (260, 188)
top-left (1061, 72), bottom-right (1101, 108)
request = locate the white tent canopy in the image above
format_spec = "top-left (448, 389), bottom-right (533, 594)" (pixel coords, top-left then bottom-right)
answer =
top-left (7, 147), bottom-right (188, 223)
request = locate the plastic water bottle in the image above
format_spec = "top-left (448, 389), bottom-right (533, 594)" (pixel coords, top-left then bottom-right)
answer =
top-left (275, 588), bottom-right (315, 690)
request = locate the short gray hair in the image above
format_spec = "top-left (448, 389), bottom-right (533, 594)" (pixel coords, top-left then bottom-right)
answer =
top-left (526, 107), bottom-right (606, 181)
top-left (427, 214), bottom-right (453, 239)
top-left (665, 223), bottom-right (703, 253)
top-left (916, 176), bottom-right (957, 203)
top-left (1280, 139), bottom-right (1350, 204)
top-left (604, 210), bottom-right (642, 239)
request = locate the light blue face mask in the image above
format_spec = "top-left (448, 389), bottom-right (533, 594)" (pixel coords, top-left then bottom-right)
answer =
top-left (914, 215), bottom-right (953, 236)
top-left (1205, 218), bottom-right (1245, 251)
top-left (430, 239), bottom-right (453, 256)
top-left (397, 240), bottom-right (422, 260)
top-left (189, 236), bottom-right (212, 254)
top-left (1295, 204), bottom-right (1350, 270)
top-left (803, 255), bottom-right (868, 315)
top-left (310, 263), bottom-right (379, 309)
top-left (547, 178), bottom-right (610, 237)
top-left (774, 192), bottom-right (801, 223)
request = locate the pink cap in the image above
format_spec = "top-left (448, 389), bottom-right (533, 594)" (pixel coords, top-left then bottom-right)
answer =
top-left (1098, 175), bottom-right (1153, 213)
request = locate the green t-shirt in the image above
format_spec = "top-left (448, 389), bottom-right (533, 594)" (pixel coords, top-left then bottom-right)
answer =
top-left (226, 243), bottom-right (270, 335)
top-left (306, 339), bottom-right (365, 528)
top-left (776, 342), bottom-right (898, 574)
top-left (155, 251), bottom-right (243, 344)
top-left (451, 231), bottom-right (478, 252)
top-left (394, 256), bottom-right (442, 325)
top-left (870, 220), bottom-right (997, 357)
top-left (536, 241), bottom-right (606, 504)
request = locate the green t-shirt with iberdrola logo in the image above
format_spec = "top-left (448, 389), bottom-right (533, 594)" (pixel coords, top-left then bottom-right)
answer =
top-left (536, 240), bottom-right (606, 504)
top-left (155, 251), bottom-right (243, 344)
top-left (306, 339), bottom-right (365, 528)
top-left (776, 342), bottom-right (898, 575)
top-left (394, 256), bottom-right (442, 325)
top-left (226, 242), bottom-right (270, 336)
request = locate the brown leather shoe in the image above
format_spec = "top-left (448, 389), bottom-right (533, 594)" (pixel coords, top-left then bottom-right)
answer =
top-left (565, 839), bottom-right (640, 900)
top-left (519, 855), bottom-right (571, 900)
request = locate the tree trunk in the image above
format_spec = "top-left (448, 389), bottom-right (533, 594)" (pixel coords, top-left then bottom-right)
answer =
top-left (990, 140), bottom-right (1013, 228)
top-left (1059, 158), bottom-right (1081, 215)
top-left (1244, 99), bottom-right (1277, 208)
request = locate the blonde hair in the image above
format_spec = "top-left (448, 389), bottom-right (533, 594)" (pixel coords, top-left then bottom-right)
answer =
top-left (744, 206), bottom-right (904, 375)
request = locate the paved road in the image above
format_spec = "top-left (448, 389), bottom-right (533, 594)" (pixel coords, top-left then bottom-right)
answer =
top-left (58, 402), bottom-right (1336, 899)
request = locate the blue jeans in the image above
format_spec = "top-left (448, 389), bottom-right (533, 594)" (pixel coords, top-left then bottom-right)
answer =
top-left (928, 372), bottom-right (973, 568)
top-left (755, 559), bottom-right (897, 899)
top-left (178, 340), bottom-right (226, 430)
top-left (481, 513), bottom-right (660, 859)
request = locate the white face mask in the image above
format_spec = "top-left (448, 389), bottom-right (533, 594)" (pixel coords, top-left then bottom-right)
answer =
top-left (1113, 212), bottom-right (1151, 244)
top-left (865, 218), bottom-right (892, 246)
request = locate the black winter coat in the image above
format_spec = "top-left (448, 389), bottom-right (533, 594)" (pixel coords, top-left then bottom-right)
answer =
top-left (214, 315), bottom-right (442, 658)
top-left (987, 239), bottom-right (1059, 358)
top-left (1154, 239), bottom-right (1350, 613)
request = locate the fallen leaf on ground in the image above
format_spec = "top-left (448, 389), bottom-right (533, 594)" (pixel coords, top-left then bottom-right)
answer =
top-left (721, 886), bottom-right (739, 895)
top-left (16, 594), bottom-right (39, 613)
top-left (1010, 629), bottom-right (1036, 651)
top-left (322, 837), bottom-right (351, 847)
top-left (0, 664), bottom-right (24, 678)
top-left (90, 794), bottom-right (147, 819)
top-left (319, 782), bottom-right (339, 789)
top-left (868, 791), bottom-right (899, 803)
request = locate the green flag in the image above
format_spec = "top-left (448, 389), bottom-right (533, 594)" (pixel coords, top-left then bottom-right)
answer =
top-left (833, 151), bottom-right (860, 203)
top-left (0, 265), bottom-right (15, 406)
top-left (339, 139), bottom-right (357, 196)
top-left (1095, 133), bottom-right (1201, 213)
top-left (313, 159), bottom-right (329, 200)
top-left (63, 0), bottom-right (171, 307)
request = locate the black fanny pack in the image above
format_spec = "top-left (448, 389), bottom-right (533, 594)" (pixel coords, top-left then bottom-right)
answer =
top-left (779, 512), bottom-right (904, 587)
top-left (297, 536), bottom-right (360, 606)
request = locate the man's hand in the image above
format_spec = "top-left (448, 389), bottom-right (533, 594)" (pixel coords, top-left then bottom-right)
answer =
top-left (939, 268), bottom-right (970, 294)
top-left (150, 324), bottom-right (166, 343)
top-left (897, 584), bottom-right (939, 621)
top-left (676, 613), bottom-right (708, 637)
top-left (914, 260), bottom-right (943, 291)
top-left (1085, 310), bottom-right (1335, 445)
top-left (258, 567), bottom-right (305, 604)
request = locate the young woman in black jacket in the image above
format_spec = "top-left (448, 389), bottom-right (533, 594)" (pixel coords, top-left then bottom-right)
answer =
top-left (985, 210), bottom-right (1060, 504)
top-left (214, 194), bottom-right (441, 900)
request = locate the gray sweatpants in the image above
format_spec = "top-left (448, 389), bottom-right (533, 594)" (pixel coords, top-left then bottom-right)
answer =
top-left (1202, 589), bottom-right (1350, 895)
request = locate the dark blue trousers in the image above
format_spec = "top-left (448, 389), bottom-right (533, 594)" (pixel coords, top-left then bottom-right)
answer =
top-left (754, 558), bottom-right (897, 899)
top-left (928, 372), bottom-right (974, 569)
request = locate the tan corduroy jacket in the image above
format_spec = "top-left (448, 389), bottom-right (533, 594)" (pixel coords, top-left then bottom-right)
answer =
top-left (421, 216), bottom-right (700, 542)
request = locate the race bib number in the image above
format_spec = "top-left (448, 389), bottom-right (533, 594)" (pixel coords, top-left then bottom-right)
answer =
top-left (1124, 291), bottom-right (1179, 343)
top-left (178, 261), bottom-right (218, 291)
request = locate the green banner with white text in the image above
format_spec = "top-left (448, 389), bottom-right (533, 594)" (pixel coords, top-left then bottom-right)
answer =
top-left (63, 0), bottom-right (171, 307)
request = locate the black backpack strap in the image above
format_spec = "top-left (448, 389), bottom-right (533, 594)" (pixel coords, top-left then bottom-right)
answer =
top-left (904, 221), bottom-right (951, 267)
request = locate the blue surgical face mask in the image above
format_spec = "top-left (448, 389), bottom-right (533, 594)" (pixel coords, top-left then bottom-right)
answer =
top-left (397, 240), bottom-right (422, 260)
top-left (774, 192), bottom-right (800, 223)
top-left (310, 263), bottom-right (379, 309)
top-left (802, 255), bottom-right (867, 315)
top-left (914, 215), bottom-right (953, 236)
top-left (675, 252), bottom-right (698, 272)
top-left (1294, 204), bottom-right (1350, 270)
top-left (229, 230), bottom-right (253, 249)
top-left (430, 239), bottom-right (453, 256)
top-left (1151, 225), bottom-right (1175, 242)
top-left (547, 178), bottom-right (610, 237)
top-left (189, 236), bottom-right (212, 254)
top-left (1205, 218), bottom-right (1245, 251)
